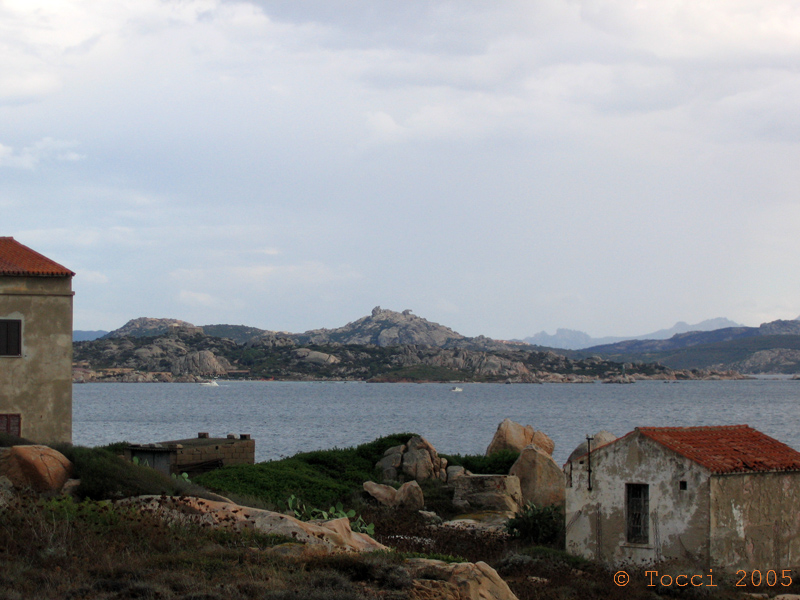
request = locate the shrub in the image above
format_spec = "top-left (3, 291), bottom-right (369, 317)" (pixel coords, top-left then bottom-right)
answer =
top-left (194, 433), bottom-right (416, 508)
top-left (505, 503), bottom-right (565, 548)
top-left (0, 432), bottom-right (34, 446)
top-left (440, 449), bottom-right (520, 474)
top-left (57, 445), bottom-right (179, 500)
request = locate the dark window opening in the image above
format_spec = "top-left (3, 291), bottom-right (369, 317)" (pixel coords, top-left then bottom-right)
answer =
top-left (0, 414), bottom-right (21, 437)
top-left (626, 483), bottom-right (649, 544)
top-left (0, 320), bottom-right (22, 356)
top-left (679, 480), bottom-right (687, 491)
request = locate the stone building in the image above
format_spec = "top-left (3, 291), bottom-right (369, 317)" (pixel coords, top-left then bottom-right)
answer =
top-left (126, 432), bottom-right (255, 477)
top-left (565, 425), bottom-right (800, 571)
top-left (0, 237), bottom-right (74, 443)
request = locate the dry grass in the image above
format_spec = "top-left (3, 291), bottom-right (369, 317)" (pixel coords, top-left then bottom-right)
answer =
top-left (1, 490), bottom-right (789, 599)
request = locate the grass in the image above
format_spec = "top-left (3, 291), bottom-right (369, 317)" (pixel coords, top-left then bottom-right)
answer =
top-left (194, 433), bottom-right (415, 509)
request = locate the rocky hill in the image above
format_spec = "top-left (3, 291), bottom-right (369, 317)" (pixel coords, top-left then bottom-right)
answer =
top-left (573, 319), bottom-right (800, 373)
top-left (73, 322), bottom-right (742, 383)
top-left (293, 306), bottom-right (468, 347)
top-left (103, 317), bottom-right (203, 339)
top-left (104, 308), bottom-right (503, 350)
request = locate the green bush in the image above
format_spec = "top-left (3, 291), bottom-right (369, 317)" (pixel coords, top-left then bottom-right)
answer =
top-left (505, 503), bottom-right (565, 548)
top-left (195, 433), bottom-right (416, 509)
top-left (58, 446), bottom-right (179, 500)
top-left (0, 432), bottom-right (34, 446)
top-left (440, 449), bottom-right (519, 474)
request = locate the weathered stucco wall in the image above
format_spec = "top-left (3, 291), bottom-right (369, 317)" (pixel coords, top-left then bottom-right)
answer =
top-left (0, 275), bottom-right (73, 443)
top-left (565, 432), bottom-right (711, 567)
top-left (710, 471), bottom-right (800, 571)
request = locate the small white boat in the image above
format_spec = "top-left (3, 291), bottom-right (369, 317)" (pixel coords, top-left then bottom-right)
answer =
top-left (200, 380), bottom-right (219, 387)
top-left (451, 386), bottom-right (463, 392)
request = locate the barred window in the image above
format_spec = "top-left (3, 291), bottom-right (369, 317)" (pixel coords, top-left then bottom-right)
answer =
top-left (0, 414), bottom-right (21, 437)
top-left (0, 320), bottom-right (21, 356)
top-left (626, 483), bottom-right (649, 544)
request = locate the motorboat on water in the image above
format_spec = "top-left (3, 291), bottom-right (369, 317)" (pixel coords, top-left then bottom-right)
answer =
top-left (199, 380), bottom-right (219, 387)
top-left (451, 386), bottom-right (463, 392)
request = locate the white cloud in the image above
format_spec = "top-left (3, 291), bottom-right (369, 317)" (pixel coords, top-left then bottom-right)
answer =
top-left (178, 290), bottom-right (223, 309)
top-left (574, 1), bottom-right (800, 59)
top-left (231, 262), bottom-right (361, 286)
top-left (0, 138), bottom-right (83, 169)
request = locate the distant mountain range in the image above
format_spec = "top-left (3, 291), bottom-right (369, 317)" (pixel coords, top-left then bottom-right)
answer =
top-left (72, 307), bottom-right (736, 383)
top-left (571, 319), bottom-right (800, 373)
top-left (73, 309), bottom-right (800, 373)
top-left (87, 307), bottom-right (516, 350)
top-left (521, 318), bottom-right (742, 350)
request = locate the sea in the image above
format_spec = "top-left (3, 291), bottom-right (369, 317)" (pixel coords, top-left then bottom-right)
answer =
top-left (72, 379), bottom-right (800, 466)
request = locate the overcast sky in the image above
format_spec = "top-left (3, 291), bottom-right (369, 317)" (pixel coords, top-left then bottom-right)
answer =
top-left (4, 1), bottom-right (800, 338)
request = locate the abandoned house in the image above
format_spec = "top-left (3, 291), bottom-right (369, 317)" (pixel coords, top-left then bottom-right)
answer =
top-left (125, 432), bottom-right (255, 477)
top-left (0, 237), bottom-right (74, 443)
top-left (565, 425), bottom-right (800, 571)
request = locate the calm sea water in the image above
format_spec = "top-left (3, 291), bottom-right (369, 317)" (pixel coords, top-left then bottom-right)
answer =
top-left (72, 380), bottom-right (800, 466)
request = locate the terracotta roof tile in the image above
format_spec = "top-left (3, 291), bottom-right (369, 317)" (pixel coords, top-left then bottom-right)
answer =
top-left (0, 237), bottom-right (74, 277)
top-left (637, 425), bottom-right (800, 474)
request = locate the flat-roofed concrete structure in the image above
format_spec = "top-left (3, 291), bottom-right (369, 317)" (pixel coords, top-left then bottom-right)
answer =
top-left (126, 432), bottom-right (255, 477)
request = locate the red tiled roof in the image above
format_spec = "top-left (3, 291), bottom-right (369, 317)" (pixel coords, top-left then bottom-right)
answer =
top-left (0, 237), bottom-right (74, 277)
top-left (637, 425), bottom-right (800, 474)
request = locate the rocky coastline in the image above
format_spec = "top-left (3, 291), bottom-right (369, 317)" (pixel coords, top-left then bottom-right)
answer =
top-left (72, 312), bottom-right (749, 383)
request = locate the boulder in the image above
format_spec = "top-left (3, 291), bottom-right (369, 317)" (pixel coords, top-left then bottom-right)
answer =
top-left (446, 465), bottom-right (469, 482)
top-left (486, 419), bottom-right (554, 456)
top-left (363, 480), bottom-right (424, 511)
top-left (0, 445), bottom-right (73, 493)
top-left (509, 444), bottom-right (565, 507)
top-left (406, 558), bottom-right (519, 600)
top-left (452, 475), bottom-right (523, 513)
top-left (363, 481), bottom-right (398, 506)
top-left (118, 496), bottom-right (386, 553)
top-left (377, 436), bottom-right (447, 483)
top-left (395, 480), bottom-right (425, 511)
top-left (402, 436), bottom-right (447, 482)
top-left (566, 430), bottom-right (617, 463)
top-left (377, 444), bottom-right (405, 481)
top-left (294, 348), bottom-right (340, 365)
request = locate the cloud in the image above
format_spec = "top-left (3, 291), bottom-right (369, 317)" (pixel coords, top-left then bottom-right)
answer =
top-left (178, 290), bottom-right (223, 309)
top-left (0, 138), bottom-right (84, 169)
top-left (231, 262), bottom-right (361, 286)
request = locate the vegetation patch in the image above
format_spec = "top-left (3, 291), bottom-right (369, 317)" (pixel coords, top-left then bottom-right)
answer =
top-left (505, 502), bottom-right (565, 548)
top-left (54, 444), bottom-right (181, 500)
top-left (369, 365), bottom-right (470, 382)
top-left (440, 449), bottom-right (520, 474)
top-left (194, 433), bottom-right (415, 509)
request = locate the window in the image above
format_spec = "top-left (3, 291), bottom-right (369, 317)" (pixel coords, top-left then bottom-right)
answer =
top-left (679, 480), bottom-right (687, 491)
top-left (0, 319), bottom-right (21, 356)
top-left (0, 414), bottom-right (21, 437)
top-left (626, 483), bottom-right (649, 544)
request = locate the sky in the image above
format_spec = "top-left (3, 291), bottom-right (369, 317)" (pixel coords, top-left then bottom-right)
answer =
top-left (3, 0), bottom-right (800, 339)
